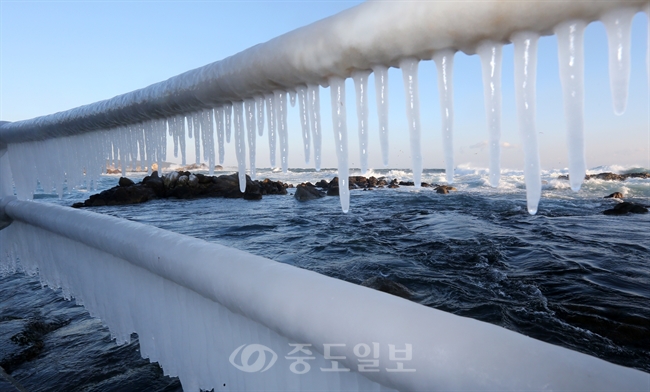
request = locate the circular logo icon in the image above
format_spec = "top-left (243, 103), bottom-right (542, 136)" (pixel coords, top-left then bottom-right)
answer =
top-left (229, 344), bottom-right (278, 373)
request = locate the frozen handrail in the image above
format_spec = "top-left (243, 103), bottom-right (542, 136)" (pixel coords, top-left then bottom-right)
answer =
top-left (0, 0), bottom-right (646, 144)
top-left (0, 198), bottom-right (648, 390)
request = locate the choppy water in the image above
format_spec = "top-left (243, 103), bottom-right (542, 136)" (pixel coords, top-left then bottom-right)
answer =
top-left (1, 165), bottom-right (649, 390)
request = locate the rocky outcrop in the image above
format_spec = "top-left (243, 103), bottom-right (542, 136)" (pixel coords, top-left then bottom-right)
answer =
top-left (604, 192), bottom-right (624, 199)
top-left (603, 202), bottom-right (648, 215)
top-left (72, 172), bottom-right (290, 208)
top-left (558, 172), bottom-right (650, 181)
top-left (294, 183), bottom-right (325, 201)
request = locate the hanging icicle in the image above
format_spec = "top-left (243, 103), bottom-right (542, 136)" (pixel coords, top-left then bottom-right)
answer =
top-left (233, 102), bottom-right (247, 192)
top-left (275, 91), bottom-right (289, 173)
top-left (352, 70), bottom-right (371, 174)
top-left (329, 77), bottom-right (350, 213)
top-left (399, 58), bottom-right (422, 189)
top-left (433, 50), bottom-right (456, 184)
top-left (512, 31), bottom-right (542, 215)
top-left (265, 94), bottom-right (277, 168)
top-left (555, 20), bottom-right (587, 192)
top-left (372, 65), bottom-right (390, 167)
top-left (601, 8), bottom-right (636, 116)
top-left (477, 41), bottom-right (503, 188)
top-left (244, 99), bottom-right (257, 180)
top-left (307, 84), bottom-right (323, 171)
top-left (297, 86), bottom-right (312, 165)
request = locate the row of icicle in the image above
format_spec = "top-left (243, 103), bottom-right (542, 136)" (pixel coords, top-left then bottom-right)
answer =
top-left (5, 7), bottom-right (648, 214)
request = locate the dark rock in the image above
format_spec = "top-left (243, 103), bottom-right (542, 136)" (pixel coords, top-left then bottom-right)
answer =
top-left (604, 192), bottom-right (624, 199)
top-left (295, 183), bottom-right (325, 201)
top-left (560, 172), bottom-right (650, 181)
top-left (74, 171), bottom-right (290, 207)
top-left (435, 185), bottom-right (457, 194)
top-left (118, 177), bottom-right (135, 187)
top-left (315, 179), bottom-right (329, 188)
top-left (327, 186), bottom-right (340, 196)
top-left (361, 276), bottom-right (413, 300)
top-left (603, 202), bottom-right (649, 215)
top-left (387, 179), bottom-right (400, 189)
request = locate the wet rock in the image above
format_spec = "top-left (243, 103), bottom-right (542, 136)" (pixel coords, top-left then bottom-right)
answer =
top-left (0, 317), bottom-right (70, 373)
top-left (118, 177), bottom-right (135, 187)
top-left (559, 172), bottom-right (650, 181)
top-left (73, 172), bottom-right (288, 207)
top-left (603, 202), bottom-right (648, 215)
top-left (387, 179), bottom-right (400, 189)
top-left (604, 192), bottom-right (624, 199)
top-left (435, 185), bottom-right (457, 194)
top-left (361, 276), bottom-right (413, 300)
top-left (314, 179), bottom-right (329, 188)
top-left (295, 183), bottom-right (325, 201)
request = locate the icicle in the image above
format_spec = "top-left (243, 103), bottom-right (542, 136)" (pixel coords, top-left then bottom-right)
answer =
top-left (186, 115), bottom-right (193, 139)
top-left (215, 108), bottom-right (225, 165)
top-left (203, 109), bottom-right (216, 175)
top-left (555, 20), bottom-right (587, 192)
top-left (433, 50), bottom-right (456, 184)
top-left (275, 90), bottom-right (289, 173)
top-left (399, 58), bottom-right (422, 189)
top-left (297, 86), bottom-right (312, 165)
top-left (602, 8), bottom-right (635, 115)
top-left (512, 31), bottom-right (542, 215)
top-left (372, 65), bottom-right (390, 167)
top-left (255, 95), bottom-right (265, 136)
top-left (352, 70), bottom-right (371, 174)
top-left (647, 5), bottom-right (650, 88)
top-left (265, 93), bottom-right (277, 168)
top-left (178, 115), bottom-right (187, 166)
top-left (192, 114), bottom-right (201, 165)
top-left (224, 103), bottom-right (233, 143)
top-left (244, 99), bottom-right (257, 180)
top-left (329, 77), bottom-right (350, 213)
top-left (233, 102), bottom-right (247, 192)
top-left (307, 84), bottom-right (323, 171)
top-left (289, 90), bottom-right (297, 107)
top-left (477, 41), bottom-right (503, 188)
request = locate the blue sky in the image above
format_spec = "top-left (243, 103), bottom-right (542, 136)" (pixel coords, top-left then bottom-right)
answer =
top-left (1, 1), bottom-right (648, 171)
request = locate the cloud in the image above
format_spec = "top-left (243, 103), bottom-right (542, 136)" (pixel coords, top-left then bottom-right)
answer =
top-left (469, 141), bottom-right (488, 150)
top-left (501, 142), bottom-right (517, 149)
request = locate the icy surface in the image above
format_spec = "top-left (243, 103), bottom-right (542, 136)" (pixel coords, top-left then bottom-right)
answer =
top-left (512, 32), bottom-right (542, 215)
top-left (477, 41), bottom-right (503, 188)
top-left (399, 58), bottom-right (422, 189)
top-left (555, 20), bottom-right (587, 192)
top-left (433, 51), bottom-right (456, 184)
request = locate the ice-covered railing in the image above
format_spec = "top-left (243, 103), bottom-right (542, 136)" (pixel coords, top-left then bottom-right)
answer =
top-left (0, 198), bottom-right (648, 391)
top-left (0, 1), bottom-right (649, 213)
